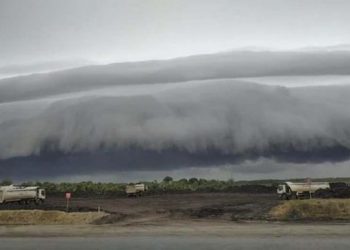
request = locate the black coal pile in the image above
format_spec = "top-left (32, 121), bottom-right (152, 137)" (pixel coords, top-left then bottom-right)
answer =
top-left (314, 182), bottom-right (350, 198)
top-left (228, 185), bottom-right (275, 193)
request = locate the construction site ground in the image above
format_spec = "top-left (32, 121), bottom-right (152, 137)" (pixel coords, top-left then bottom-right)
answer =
top-left (0, 193), bottom-right (279, 224)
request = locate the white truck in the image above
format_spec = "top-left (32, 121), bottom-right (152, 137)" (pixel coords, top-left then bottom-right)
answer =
top-left (0, 185), bottom-right (46, 204)
top-left (277, 181), bottom-right (330, 200)
top-left (125, 183), bottom-right (148, 197)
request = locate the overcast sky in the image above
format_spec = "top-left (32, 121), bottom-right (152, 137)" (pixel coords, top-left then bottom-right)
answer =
top-left (1, 0), bottom-right (350, 66)
top-left (1, 0), bottom-right (350, 181)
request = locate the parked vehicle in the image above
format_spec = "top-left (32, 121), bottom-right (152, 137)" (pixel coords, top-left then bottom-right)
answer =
top-left (125, 183), bottom-right (148, 197)
top-left (277, 181), bottom-right (330, 200)
top-left (0, 185), bottom-right (46, 204)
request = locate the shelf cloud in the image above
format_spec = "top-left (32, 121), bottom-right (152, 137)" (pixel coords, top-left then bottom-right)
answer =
top-left (1, 52), bottom-right (350, 179)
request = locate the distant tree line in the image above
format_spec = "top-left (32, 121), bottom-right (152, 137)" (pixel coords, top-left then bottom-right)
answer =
top-left (2, 176), bottom-right (349, 197)
top-left (2, 177), bottom-right (275, 197)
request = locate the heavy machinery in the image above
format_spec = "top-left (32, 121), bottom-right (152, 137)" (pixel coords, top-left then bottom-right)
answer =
top-left (277, 181), bottom-right (330, 200)
top-left (0, 185), bottom-right (46, 204)
top-left (125, 183), bottom-right (148, 197)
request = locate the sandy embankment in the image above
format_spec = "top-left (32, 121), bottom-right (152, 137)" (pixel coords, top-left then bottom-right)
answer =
top-left (270, 199), bottom-right (350, 221)
top-left (0, 210), bottom-right (107, 225)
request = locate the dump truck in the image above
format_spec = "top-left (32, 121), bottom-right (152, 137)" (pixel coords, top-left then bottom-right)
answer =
top-left (0, 185), bottom-right (46, 204)
top-left (125, 183), bottom-right (148, 197)
top-left (277, 181), bottom-right (330, 200)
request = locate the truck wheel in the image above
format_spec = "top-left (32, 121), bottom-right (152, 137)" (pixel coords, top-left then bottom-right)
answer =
top-left (281, 194), bottom-right (288, 200)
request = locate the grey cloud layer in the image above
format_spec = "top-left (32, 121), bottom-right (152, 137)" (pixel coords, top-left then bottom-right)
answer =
top-left (1, 51), bottom-right (350, 103)
top-left (1, 51), bottom-right (350, 178)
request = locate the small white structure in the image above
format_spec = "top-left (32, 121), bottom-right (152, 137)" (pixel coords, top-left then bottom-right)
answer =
top-left (0, 185), bottom-right (46, 204)
top-left (277, 181), bottom-right (330, 200)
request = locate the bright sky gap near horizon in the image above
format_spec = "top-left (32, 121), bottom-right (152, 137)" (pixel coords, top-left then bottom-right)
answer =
top-left (1, 0), bottom-right (350, 66)
top-left (1, 0), bottom-right (350, 182)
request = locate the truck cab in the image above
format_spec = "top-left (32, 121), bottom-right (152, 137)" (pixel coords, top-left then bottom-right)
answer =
top-left (37, 188), bottom-right (46, 202)
top-left (277, 184), bottom-right (292, 200)
top-left (277, 184), bottom-right (286, 195)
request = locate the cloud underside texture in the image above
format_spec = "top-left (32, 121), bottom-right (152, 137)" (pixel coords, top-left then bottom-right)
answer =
top-left (1, 51), bottom-right (350, 178)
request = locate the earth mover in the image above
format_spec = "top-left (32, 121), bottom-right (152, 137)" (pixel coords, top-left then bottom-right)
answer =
top-left (125, 183), bottom-right (148, 197)
top-left (277, 181), bottom-right (330, 200)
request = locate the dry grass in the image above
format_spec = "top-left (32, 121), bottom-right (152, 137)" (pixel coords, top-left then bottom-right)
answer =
top-left (0, 210), bottom-right (107, 225)
top-left (270, 199), bottom-right (350, 220)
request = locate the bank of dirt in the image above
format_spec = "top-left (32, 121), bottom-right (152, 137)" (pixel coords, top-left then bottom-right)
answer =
top-left (270, 199), bottom-right (350, 221)
top-left (0, 210), bottom-right (107, 225)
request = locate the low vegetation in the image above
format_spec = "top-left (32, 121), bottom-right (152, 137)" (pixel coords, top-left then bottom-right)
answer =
top-left (1, 177), bottom-right (349, 197)
top-left (270, 199), bottom-right (350, 221)
top-left (15, 178), bottom-right (275, 197)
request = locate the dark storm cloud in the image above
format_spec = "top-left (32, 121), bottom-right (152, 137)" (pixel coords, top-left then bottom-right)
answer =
top-left (1, 66), bottom-right (350, 178)
top-left (1, 146), bottom-right (349, 179)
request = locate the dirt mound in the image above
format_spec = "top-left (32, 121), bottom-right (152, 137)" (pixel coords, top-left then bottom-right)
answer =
top-left (0, 210), bottom-right (107, 225)
top-left (0, 202), bottom-right (97, 213)
top-left (314, 182), bottom-right (350, 199)
top-left (270, 199), bottom-right (350, 221)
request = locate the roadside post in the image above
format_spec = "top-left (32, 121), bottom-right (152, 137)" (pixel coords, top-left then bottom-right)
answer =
top-left (306, 178), bottom-right (312, 199)
top-left (65, 192), bottom-right (71, 212)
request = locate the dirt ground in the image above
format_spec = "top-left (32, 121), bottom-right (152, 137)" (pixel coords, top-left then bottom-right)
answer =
top-left (0, 193), bottom-right (280, 224)
top-left (1, 221), bottom-right (350, 238)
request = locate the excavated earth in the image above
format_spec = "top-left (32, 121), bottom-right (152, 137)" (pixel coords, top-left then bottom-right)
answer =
top-left (0, 193), bottom-right (280, 224)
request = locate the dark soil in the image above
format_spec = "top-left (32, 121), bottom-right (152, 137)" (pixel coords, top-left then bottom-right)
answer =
top-left (0, 193), bottom-right (280, 222)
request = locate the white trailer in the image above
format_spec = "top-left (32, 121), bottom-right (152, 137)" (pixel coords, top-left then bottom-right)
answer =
top-left (277, 181), bottom-right (330, 200)
top-left (0, 185), bottom-right (46, 204)
top-left (125, 183), bottom-right (148, 197)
